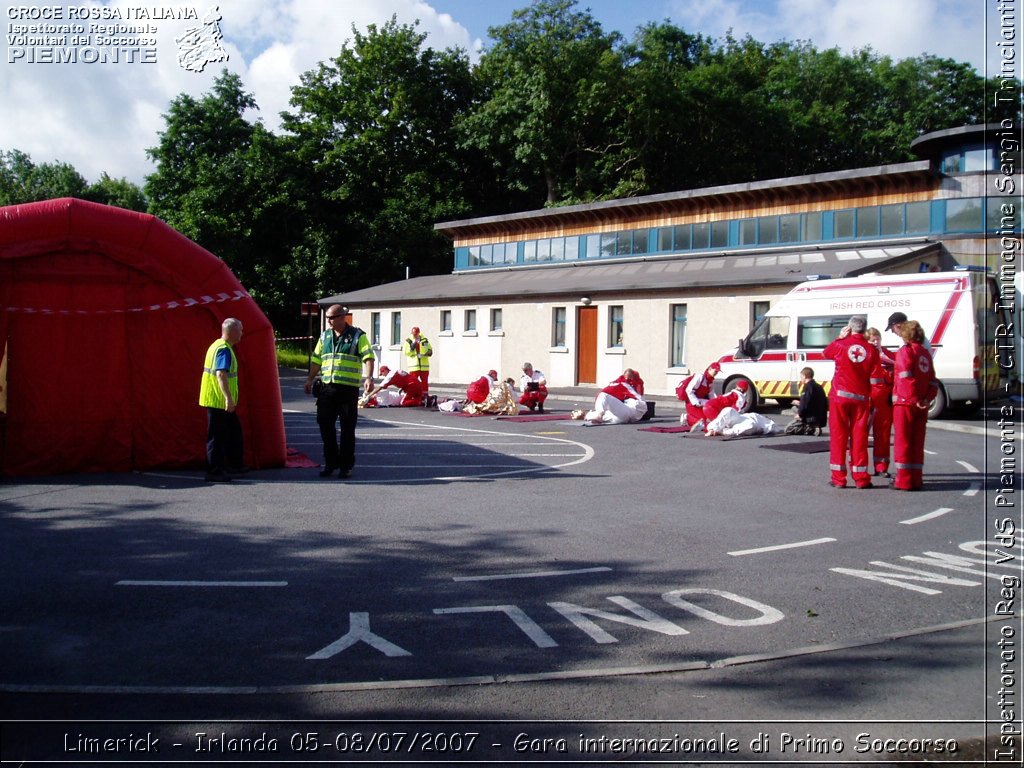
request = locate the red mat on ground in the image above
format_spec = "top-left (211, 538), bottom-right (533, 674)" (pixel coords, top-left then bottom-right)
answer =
top-left (638, 425), bottom-right (690, 433)
top-left (285, 447), bottom-right (320, 468)
top-left (495, 413), bottom-right (573, 422)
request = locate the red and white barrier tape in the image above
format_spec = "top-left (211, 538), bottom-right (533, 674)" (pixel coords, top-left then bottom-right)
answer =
top-left (276, 335), bottom-right (316, 342)
top-left (2, 290), bottom-right (251, 316)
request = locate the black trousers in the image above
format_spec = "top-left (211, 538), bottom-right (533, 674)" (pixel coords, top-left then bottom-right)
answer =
top-left (207, 408), bottom-right (244, 472)
top-left (316, 384), bottom-right (360, 471)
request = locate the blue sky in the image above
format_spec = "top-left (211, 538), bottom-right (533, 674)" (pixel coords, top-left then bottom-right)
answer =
top-left (0, 0), bottom-right (1008, 185)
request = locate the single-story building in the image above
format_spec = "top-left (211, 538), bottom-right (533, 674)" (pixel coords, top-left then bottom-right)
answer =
top-left (322, 124), bottom-right (1020, 396)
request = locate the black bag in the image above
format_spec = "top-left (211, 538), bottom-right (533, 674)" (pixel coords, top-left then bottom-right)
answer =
top-left (311, 377), bottom-right (324, 397)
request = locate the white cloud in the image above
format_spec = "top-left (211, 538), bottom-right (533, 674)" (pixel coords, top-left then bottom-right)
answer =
top-left (668, 0), bottom-right (987, 67)
top-left (0, 0), bottom-right (474, 186)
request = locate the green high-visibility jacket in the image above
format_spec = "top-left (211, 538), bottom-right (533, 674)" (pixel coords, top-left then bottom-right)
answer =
top-left (199, 340), bottom-right (238, 409)
top-left (313, 327), bottom-right (373, 387)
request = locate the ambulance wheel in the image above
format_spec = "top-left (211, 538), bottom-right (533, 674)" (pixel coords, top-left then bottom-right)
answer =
top-left (726, 376), bottom-right (756, 413)
top-left (927, 384), bottom-right (947, 419)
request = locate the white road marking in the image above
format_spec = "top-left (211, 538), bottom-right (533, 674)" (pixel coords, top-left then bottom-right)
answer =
top-left (116, 580), bottom-right (287, 587)
top-left (957, 460), bottom-right (980, 473)
top-left (900, 507), bottom-right (955, 525)
top-left (454, 567), bottom-right (612, 582)
top-left (728, 538), bottom-right (836, 557)
top-left (433, 606), bottom-right (558, 648)
top-left (964, 483), bottom-right (980, 497)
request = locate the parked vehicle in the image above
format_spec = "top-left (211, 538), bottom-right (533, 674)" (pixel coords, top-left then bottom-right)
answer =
top-left (715, 269), bottom-right (1008, 418)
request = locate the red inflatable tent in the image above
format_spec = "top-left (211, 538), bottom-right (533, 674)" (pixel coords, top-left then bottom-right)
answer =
top-left (0, 198), bottom-right (286, 476)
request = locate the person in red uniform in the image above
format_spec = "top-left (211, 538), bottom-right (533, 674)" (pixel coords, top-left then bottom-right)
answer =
top-left (823, 316), bottom-right (881, 489)
top-left (865, 327), bottom-right (895, 476)
top-left (467, 370), bottom-right (498, 404)
top-left (892, 320), bottom-right (938, 491)
top-left (365, 365), bottom-right (425, 407)
top-left (519, 362), bottom-right (548, 412)
top-left (702, 379), bottom-right (749, 423)
top-left (677, 362), bottom-right (720, 431)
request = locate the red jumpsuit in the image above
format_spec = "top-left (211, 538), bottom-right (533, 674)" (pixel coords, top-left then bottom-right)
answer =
top-left (870, 349), bottom-right (895, 475)
top-left (678, 367), bottom-right (717, 428)
top-left (380, 370), bottom-right (425, 407)
top-left (466, 375), bottom-right (494, 404)
top-left (702, 387), bottom-right (745, 422)
top-left (824, 332), bottom-right (881, 488)
top-left (893, 342), bottom-right (938, 491)
top-left (603, 374), bottom-right (645, 401)
top-left (519, 370), bottom-right (548, 411)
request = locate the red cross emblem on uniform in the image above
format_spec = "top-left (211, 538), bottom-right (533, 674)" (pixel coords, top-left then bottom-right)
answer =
top-left (919, 357), bottom-right (931, 374)
top-left (848, 344), bottom-right (867, 364)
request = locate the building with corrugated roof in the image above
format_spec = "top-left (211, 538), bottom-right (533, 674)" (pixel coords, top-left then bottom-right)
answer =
top-left (322, 124), bottom-right (1020, 396)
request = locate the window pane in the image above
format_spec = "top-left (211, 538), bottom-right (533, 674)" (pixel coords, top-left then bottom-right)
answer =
top-left (609, 306), bottom-right (624, 347)
top-left (658, 228), bottom-right (673, 251)
top-left (857, 206), bottom-right (880, 237)
top-left (758, 216), bottom-right (779, 244)
top-left (802, 212), bottom-right (823, 241)
top-left (906, 202), bottom-right (930, 233)
top-left (524, 241), bottom-right (537, 262)
top-left (465, 309), bottom-right (476, 331)
top-left (632, 229), bottom-right (649, 254)
top-left (880, 204), bottom-right (903, 235)
top-left (552, 307), bottom-right (566, 347)
top-left (989, 198), bottom-right (1022, 233)
top-left (947, 198), bottom-right (984, 231)
top-left (963, 147), bottom-right (991, 171)
top-left (779, 214), bottom-right (800, 243)
top-left (835, 210), bottom-right (855, 239)
top-left (468, 246), bottom-right (481, 266)
top-left (550, 237), bottom-right (565, 261)
top-left (798, 316), bottom-right (847, 349)
top-left (751, 301), bottom-right (770, 329)
top-left (391, 312), bottom-right (402, 345)
top-left (536, 238), bottom-right (551, 261)
top-left (711, 220), bottom-right (729, 247)
top-left (601, 233), bottom-right (616, 257)
top-left (490, 308), bottom-right (502, 331)
top-left (371, 312), bottom-right (381, 344)
top-left (693, 222), bottom-right (710, 248)
top-left (616, 231), bottom-right (631, 255)
top-left (564, 237), bottom-right (580, 260)
top-left (671, 304), bottom-right (687, 367)
top-left (585, 234), bottom-right (600, 258)
top-left (740, 219), bottom-right (757, 245)
top-left (673, 224), bottom-right (691, 250)
top-left (440, 310), bottom-right (451, 332)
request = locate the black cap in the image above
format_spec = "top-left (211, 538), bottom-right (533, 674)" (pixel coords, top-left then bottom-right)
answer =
top-left (885, 311), bottom-right (907, 332)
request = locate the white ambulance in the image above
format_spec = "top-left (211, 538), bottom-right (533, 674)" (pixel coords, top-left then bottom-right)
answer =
top-left (715, 269), bottom-right (1008, 417)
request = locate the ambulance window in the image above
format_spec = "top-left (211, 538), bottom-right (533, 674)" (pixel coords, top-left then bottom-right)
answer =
top-left (798, 316), bottom-right (847, 348)
top-left (747, 316), bottom-right (790, 357)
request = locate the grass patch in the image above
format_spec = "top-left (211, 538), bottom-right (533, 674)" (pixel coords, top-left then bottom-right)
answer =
top-left (276, 341), bottom-right (312, 370)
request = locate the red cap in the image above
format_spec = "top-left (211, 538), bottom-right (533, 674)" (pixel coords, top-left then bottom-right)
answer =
top-left (411, 326), bottom-right (420, 334)
top-left (735, 379), bottom-right (750, 390)
top-left (379, 366), bottom-right (390, 376)
top-left (488, 369), bottom-right (498, 379)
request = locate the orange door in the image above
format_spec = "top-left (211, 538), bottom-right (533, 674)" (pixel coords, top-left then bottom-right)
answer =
top-left (577, 306), bottom-right (598, 384)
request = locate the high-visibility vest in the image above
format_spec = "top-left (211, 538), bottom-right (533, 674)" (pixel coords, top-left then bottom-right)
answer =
top-left (403, 336), bottom-right (432, 372)
top-left (199, 339), bottom-right (238, 409)
top-left (313, 327), bottom-right (372, 387)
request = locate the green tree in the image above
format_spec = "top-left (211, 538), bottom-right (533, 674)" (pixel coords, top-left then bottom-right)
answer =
top-left (83, 173), bottom-right (147, 211)
top-left (282, 16), bottom-right (476, 292)
top-left (0, 150), bottom-right (89, 204)
top-left (145, 70), bottom-right (298, 329)
top-left (460, 0), bottom-right (624, 205)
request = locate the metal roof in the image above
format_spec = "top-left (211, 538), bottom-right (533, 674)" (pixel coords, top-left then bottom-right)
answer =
top-left (321, 242), bottom-right (941, 308)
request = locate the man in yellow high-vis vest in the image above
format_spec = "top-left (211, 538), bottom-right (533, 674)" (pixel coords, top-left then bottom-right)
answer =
top-left (199, 317), bottom-right (244, 482)
top-left (305, 305), bottom-right (375, 478)
top-left (403, 326), bottom-right (432, 392)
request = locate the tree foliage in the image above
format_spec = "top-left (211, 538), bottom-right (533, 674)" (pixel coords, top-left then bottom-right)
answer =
top-left (4, 0), bottom-right (1013, 334)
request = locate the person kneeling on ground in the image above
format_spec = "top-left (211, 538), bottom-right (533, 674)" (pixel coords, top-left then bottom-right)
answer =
top-left (519, 362), bottom-right (548, 412)
top-left (677, 362), bottom-right (720, 432)
top-left (702, 379), bottom-right (749, 423)
top-left (784, 367), bottom-right (829, 436)
top-left (465, 377), bottom-right (520, 416)
top-left (574, 369), bottom-right (647, 425)
top-left (361, 365), bottom-right (424, 407)
top-left (467, 370), bottom-right (498, 404)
